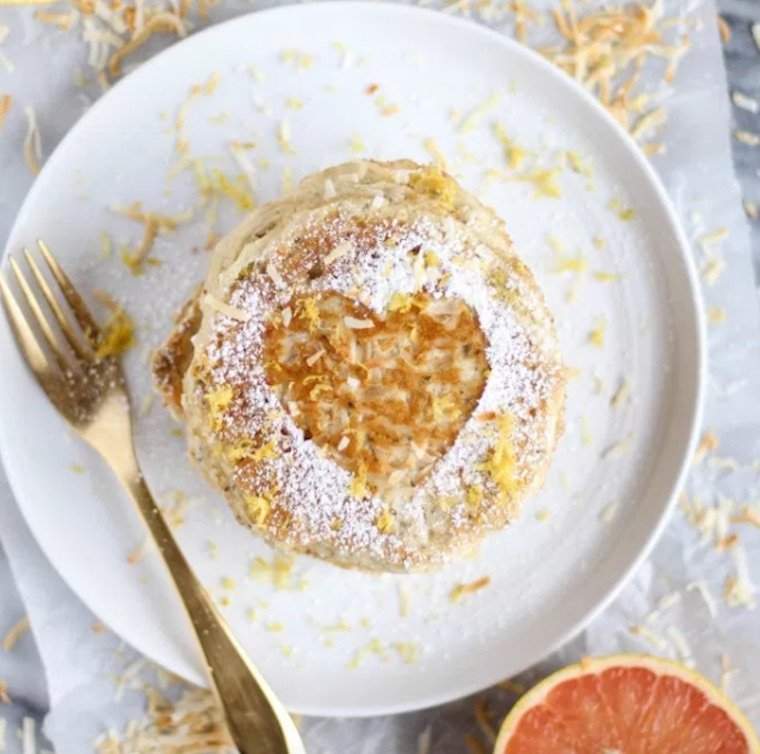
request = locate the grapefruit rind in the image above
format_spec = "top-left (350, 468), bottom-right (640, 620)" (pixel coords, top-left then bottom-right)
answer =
top-left (493, 654), bottom-right (760, 754)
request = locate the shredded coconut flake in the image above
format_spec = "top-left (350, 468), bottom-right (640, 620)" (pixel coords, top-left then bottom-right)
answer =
top-left (701, 252), bottom-right (726, 285)
top-left (610, 378), bottom-right (630, 408)
top-left (724, 544), bottom-right (757, 609)
top-left (266, 261), bottom-right (285, 288)
top-left (21, 717), bottom-right (35, 754)
top-left (95, 686), bottom-right (232, 753)
top-left (323, 241), bottom-right (352, 265)
top-left (599, 501), bottom-right (618, 524)
top-left (2, 616), bottom-right (29, 652)
top-left (0, 94), bottom-right (11, 129)
top-left (417, 725), bottom-right (432, 754)
top-left (693, 430), bottom-right (719, 465)
top-left (203, 293), bottom-right (250, 322)
top-left (230, 141), bottom-right (257, 194)
top-left (277, 118), bottom-right (294, 153)
top-left (94, 0), bottom-right (126, 33)
top-left (698, 227), bottom-right (729, 247)
top-left (343, 315), bottom-right (374, 329)
top-left (108, 12), bottom-right (185, 78)
top-left (736, 130), bottom-right (760, 147)
top-left (544, 0), bottom-right (689, 149)
top-left (629, 623), bottom-right (668, 651)
top-left (665, 625), bottom-right (693, 665)
top-left (732, 91), bottom-right (759, 114)
top-left (687, 580), bottom-right (718, 618)
top-left (22, 106), bottom-right (42, 175)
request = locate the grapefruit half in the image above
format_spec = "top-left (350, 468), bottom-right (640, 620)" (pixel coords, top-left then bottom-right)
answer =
top-left (494, 654), bottom-right (760, 754)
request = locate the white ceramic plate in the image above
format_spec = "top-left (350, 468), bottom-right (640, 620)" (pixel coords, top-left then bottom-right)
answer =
top-left (0, 2), bottom-right (704, 716)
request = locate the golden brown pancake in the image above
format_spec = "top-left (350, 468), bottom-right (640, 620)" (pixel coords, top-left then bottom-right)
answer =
top-left (153, 159), bottom-right (565, 572)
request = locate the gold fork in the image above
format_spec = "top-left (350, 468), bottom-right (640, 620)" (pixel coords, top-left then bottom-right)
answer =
top-left (0, 240), bottom-right (305, 754)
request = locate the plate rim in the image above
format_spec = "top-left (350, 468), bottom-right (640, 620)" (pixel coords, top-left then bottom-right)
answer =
top-left (0, 0), bottom-right (706, 717)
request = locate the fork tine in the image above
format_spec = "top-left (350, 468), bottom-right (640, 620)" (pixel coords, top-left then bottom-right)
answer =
top-left (23, 249), bottom-right (89, 361)
top-left (37, 240), bottom-right (101, 347)
top-left (9, 257), bottom-right (72, 371)
top-left (0, 272), bottom-right (53, 380)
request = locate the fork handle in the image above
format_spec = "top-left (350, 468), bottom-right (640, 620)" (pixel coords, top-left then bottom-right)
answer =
top-left (121, 472), bottom-right (304, 754)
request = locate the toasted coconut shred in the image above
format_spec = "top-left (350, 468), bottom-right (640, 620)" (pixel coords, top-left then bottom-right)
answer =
top-left (19, 0), bottom-right (204, 87)
top-left (2, 616), bottom-right (30, 652)
top-left (108, 12), bottom-right (186, 76)
top-left (0, 94), bottom-right (11, 129)
top-left (539, 0), bottom-right (691, 152)
top-left (34, 8), bottom-right (78, 29)
top-left (95, 686), bottom-right (234, 754)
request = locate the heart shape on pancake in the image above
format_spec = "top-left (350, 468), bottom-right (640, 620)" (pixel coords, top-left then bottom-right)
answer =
top-left (263, 290), bottom-right (489, 501)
